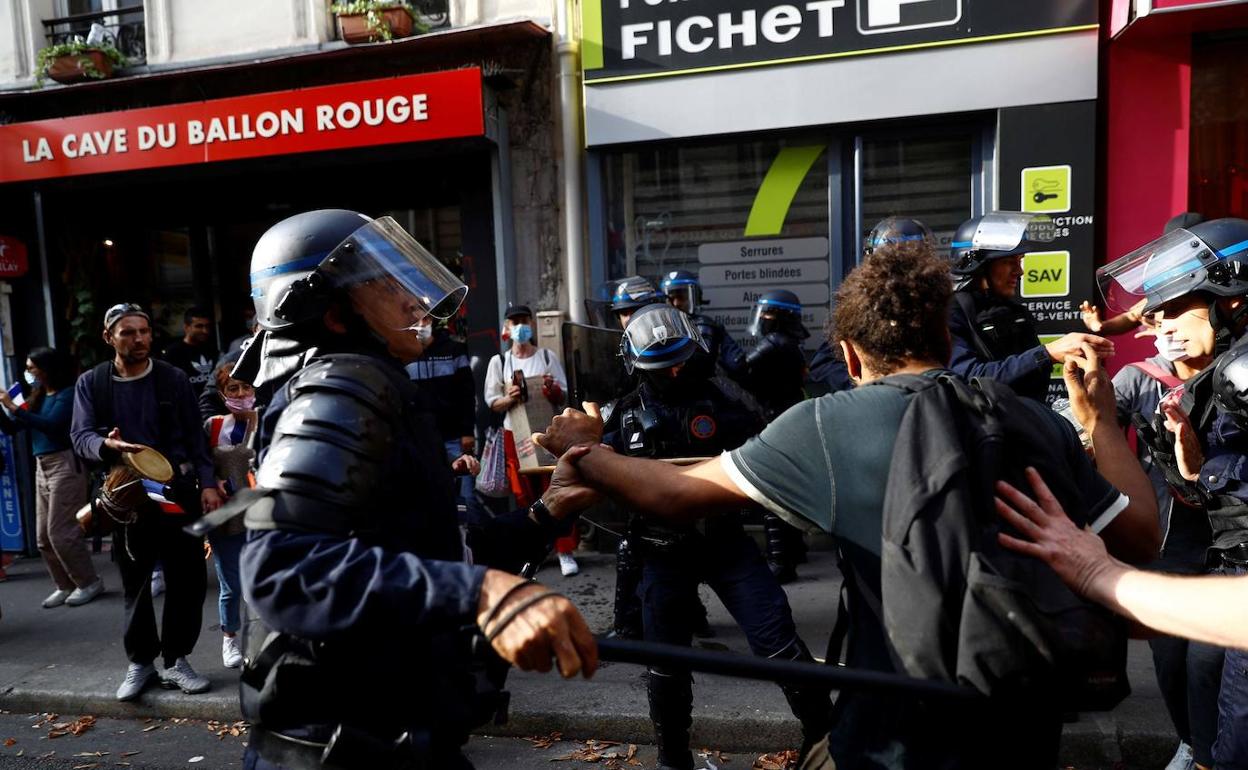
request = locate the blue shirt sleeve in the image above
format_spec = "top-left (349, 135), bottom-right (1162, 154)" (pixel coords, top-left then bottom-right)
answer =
top-left (241, 529), bottom-right (488, 641)
top-left (947, 302), bottom-right (1049, 386)
top-left (70, 370), bottom-right (107, 463)
top-left (808, 340), bottom-right (853, 393)
top-left (717, 327), bottom-right (747, 375)
top-left (14, 389), bottom-right (73, 436)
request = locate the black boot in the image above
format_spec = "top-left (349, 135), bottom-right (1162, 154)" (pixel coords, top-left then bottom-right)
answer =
top-left (764, 514), bottom-right (797, 584)
top-left (772, 639), bottom-right (833, 762)
top-left (647, 668), bottom-right (695, 770)
top-left (612, 535), bottom-right (644, 639)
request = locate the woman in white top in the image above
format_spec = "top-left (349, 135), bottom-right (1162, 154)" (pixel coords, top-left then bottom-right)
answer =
top-left (483, 306), bottom-right (577, 575)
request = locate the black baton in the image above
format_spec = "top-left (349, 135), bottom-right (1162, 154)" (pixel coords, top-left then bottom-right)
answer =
top-left (596, 637), bottom-right (980, 701)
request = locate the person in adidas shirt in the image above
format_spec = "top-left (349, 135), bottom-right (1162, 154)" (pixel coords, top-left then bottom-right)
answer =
top-left (69, 303), bottom-right (220, 703)
top-left (161, 306), bottom-right (219, 391)
top-left (536, 242), bottom-right (1159, 770)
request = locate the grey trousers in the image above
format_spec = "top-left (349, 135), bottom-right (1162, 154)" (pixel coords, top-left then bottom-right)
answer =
top-left (35, 449), bottom-right (97, 590)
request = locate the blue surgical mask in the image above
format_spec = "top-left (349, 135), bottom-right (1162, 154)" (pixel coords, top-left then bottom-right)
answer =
top-left (23, 370), bottom-right (37, 386)
top-left (513, 324), bottom-right (534, 344)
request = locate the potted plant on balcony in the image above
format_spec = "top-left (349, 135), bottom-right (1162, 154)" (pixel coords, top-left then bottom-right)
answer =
top-left (35, 40), bottom-right (126, 86)
top-left (331, 1), bottom-right (426, 44)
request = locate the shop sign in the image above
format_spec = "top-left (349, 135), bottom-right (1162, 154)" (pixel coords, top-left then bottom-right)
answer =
top-left (0, 69), bottom-right (484, 184)
top-left (1021, 251), bottom-right (1071, 299)
top-left (0, 433), bottom-right (22, 550)
top-left (581, 0), bottom-right (1096, 83)
top-left (0, 237), bottom-right (28, 278)
top-left (1021, 165), bottom-right (1072, 214)
top-left (700, 259), bottom-right (829, 287)
top-left (697, 236), bottom-right (828, 264)
top-left (701, 282), bottom-right (830, 310)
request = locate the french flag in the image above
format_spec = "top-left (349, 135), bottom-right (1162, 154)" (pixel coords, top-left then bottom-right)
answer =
top-left (7, 383), bottom-right (27, 410)
top-left (141, 479), bottom-right (184, 514)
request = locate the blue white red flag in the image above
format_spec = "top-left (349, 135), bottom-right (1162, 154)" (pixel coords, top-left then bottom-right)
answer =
top-left (141, 478), bottom-right (184, 514)
top-left (6, 382), bottom-right (26, 410)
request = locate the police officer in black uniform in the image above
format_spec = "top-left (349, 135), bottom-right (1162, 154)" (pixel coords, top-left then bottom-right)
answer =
top-left (949, 212), bottom-right (1114, 401)
top-left (743, 289), bottom-right (809, 582)
top-left (1099, 217), bottom-right (1248, 768)
top-left (660, 270), bottom-right (747, 378)
top-left (227, 210), bottom-right (601, 770)
top-left (603, 304), bottom-right (831, 770)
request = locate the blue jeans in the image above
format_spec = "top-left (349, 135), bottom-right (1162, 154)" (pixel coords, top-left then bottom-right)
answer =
top-left (1215, 564), bottom-right (1248, 769)
top-left (208, 531), bottom-right (245, 634)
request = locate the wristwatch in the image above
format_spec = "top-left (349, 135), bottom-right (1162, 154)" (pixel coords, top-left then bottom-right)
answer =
top-left (528, 498), bottom-right (555, 527)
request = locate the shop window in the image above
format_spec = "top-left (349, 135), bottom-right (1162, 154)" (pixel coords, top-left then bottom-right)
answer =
top-left (1190, 31), bottom-right (1248, 220)
top-left (603, 137), bottom-right (830, 349)
top-left (857, 133), bottom-right (973, 259)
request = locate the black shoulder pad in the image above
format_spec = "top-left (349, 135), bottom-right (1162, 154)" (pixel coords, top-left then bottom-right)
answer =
top-left (256, 355), bottom-right (402, 512)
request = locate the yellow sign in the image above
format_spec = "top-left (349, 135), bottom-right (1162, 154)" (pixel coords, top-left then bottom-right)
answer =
top-left (1021, 251), bottom-right (1070, 299)
top-left (1022, 165), bottom-right (1071, 214)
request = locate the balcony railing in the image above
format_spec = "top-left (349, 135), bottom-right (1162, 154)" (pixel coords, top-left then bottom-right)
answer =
top-left (43, 7), bottom-right (146, 65)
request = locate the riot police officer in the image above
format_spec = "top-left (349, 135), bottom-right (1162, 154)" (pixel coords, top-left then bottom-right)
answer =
top-left (229, 210), bottom-right (600, 770)
top-left (610, 275), bottom-right (665, 329)
top-left (604, 304), bottom-right (831, 770)
top-left (744, 289), bottom-right (809, 582)
top-left (1099, 217), bottom-right (1248, 768)
top-left (949, 212), bottom-right (1113, 401)
top-left (660, 270), bottom-right (747, 378)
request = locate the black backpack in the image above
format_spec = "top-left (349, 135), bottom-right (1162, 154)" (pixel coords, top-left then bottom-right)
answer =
top-left (863, 372), bottom-right (1129, 710)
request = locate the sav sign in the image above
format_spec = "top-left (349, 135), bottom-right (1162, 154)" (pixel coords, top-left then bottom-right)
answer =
top-left (582, 0), bottom-right (1095, 82)
top-left (0, 69), bottom-right (485, 184)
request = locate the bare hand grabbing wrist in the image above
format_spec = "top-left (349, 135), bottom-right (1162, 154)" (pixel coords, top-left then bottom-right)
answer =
top-left (534, 402), bottom-right (605, 458)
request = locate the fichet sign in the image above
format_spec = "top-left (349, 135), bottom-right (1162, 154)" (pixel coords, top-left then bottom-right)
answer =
top-left (0, 69), bottom-right (485, 183)
top-left (582, 0), bottom-right (1096, 82)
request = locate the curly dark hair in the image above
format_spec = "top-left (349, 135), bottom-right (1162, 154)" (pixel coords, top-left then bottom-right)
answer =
top-left (831, 241), bottom-right (952, 374)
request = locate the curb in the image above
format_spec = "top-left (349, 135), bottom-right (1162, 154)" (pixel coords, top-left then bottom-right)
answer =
top-left (1, 686), bottom-right (1177, 768)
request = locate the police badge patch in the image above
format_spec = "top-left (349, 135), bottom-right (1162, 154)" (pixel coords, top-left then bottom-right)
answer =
top-left (690, 414), bottom-right (717, 440)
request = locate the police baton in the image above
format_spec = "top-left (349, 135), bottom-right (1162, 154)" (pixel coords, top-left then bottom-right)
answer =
top-left (595, 637), bottom-right (981, 701)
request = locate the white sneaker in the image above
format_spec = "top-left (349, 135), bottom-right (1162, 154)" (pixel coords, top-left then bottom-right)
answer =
top-left (66, 578), bottom-right (104, 606)
top-left (116, 662), bottom-right (156, 701)
top-left (558, 552), bottom-right (579, 577)
top-left (222, 636), bottom-right (243, 669)
top-left (160, 657), bottom-right (210, 694)
top-left (150, 570), bottom-right (165, 598)
top-left (1164, 742), bottom-right (1195, 770)
top-left (42, 589), bottom-right (72, 609)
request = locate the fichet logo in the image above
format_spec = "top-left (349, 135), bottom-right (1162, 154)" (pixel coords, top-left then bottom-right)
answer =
top-left (857, 0), bottom-right (962, 34)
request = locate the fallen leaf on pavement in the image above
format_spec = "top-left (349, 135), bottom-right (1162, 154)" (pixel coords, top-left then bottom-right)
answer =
top-left (753, 750), bottom-right (799, 770)
top-left (121, 751), bottom-right (141, 758)
top-left (141, 725), bottom-right (161, 733)
top-left (71, 764), bottom-right (100, 769)
top-left (189, 756), bottom-right (204, 763)
top-left (524, 731), bottom-right (562, 749)
top-left (3, 738), bottom-right (15, 747)
top-left (73, 752), bottom-right (108, 757)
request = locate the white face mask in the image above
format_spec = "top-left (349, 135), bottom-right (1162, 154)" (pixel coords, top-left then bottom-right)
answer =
top-left (414, 324), bottom-right (433, 343)
top-left (23, 370), bottom-right (37, 386)
top-left (1155, 334), bottom-right (1191, 363)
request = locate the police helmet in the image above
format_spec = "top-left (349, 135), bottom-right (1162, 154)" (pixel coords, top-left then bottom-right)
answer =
top-left (619, 303), bottom-right (708, 374)
top-left (611, 275), bottom-right (665, 314)
top-left (1098, 218), bottom-right (1248, 314)
top-left (865, 217), bottom-right (935, 255)
top-left (661, 270), bottom-right (702, 313)
top-left (749, 289), bottom-right (809, 339)
top-left (1213, 344), bottom-right (1248, 426)
top-left (950, 212), bottom-right (1057, 279)
top-left (248, 209), bottom-right (467, 332)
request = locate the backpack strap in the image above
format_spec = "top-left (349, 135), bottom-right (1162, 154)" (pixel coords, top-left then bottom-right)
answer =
top-left (1128, 361), bottom-right (1183, 391)
top-left (90, 361), bottom-right (115, 433)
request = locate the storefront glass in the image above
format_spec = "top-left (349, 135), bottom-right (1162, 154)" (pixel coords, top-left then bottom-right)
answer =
top-left (600, 125), bottom-right (977, 349)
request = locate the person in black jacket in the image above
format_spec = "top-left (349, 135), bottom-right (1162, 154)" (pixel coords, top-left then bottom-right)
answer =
top-left (744, 289), bottom-right (810, 582)
top-left (948, 212), bottom-right (1112, 401)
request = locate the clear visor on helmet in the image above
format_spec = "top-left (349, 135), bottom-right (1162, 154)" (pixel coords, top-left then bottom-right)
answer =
top-left (748, 299), bottom-right (801, 338)
top-left (665, 284), bottom-right (699, 313)
top-left (318, 217), bottom-right (468, 330)
top-left (620, 305), bottom-right (708, 373)
top-left (971, 213), bottom-right (1058, 251)
top-left (1096, 229), bottom-right (1218, 314)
